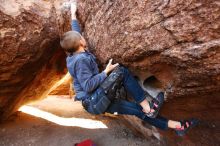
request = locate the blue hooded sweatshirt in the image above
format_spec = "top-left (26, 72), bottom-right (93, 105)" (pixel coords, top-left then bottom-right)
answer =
top-left (66, 20), bottom-right (107, 101)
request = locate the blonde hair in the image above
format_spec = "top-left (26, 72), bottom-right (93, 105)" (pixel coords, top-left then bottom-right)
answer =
top-left (60, 31), bottom-right (82, 54)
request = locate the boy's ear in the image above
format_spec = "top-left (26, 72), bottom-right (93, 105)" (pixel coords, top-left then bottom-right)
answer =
top-left (79, 39), bottom-right (86, 48)
top-left (79, 39), bottom-right (83, 44)
top-left (79, 39), bottom-right (84, 46)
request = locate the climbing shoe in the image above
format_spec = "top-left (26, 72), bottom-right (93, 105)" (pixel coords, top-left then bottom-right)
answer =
top-left (174, 118), bottom-right (199, 136)
top-left (145, 92), bottom-right (164, 118)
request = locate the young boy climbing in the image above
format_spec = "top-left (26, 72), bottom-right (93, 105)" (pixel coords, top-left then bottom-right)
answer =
top-left (60, 1), bottom-right (198, 136)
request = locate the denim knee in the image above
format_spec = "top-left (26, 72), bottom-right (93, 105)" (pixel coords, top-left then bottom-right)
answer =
top-left (118, 66), bottom-right (129, 77)
top-left (119, 66), bottom-right (128, 72)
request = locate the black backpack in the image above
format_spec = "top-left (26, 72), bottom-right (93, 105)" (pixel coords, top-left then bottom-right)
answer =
top-left (82, 66), bottom-right (124, 114)
top-left (100, 66), bottom-right (124, 100)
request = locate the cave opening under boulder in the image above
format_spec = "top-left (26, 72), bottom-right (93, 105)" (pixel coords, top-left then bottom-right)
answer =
top-left (143, 75), bottom-right (164, 98)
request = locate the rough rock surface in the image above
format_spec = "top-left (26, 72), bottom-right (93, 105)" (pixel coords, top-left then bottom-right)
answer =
top-left (49, 73), bottom-right (74, 96)
top-left (0, 0), bottom-right (69, 120)
top-left (77, 0), bottom-right (220, 97)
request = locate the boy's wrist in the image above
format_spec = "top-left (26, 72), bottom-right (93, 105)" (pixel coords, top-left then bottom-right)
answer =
top-left (71, 3), bottom-right (77, 13)
top-left (71, 14), bottom-right (76, 20)
top-left (103, 69), bottom-right (108, 75)
top-left (70, 1), bottom-right (77, 20)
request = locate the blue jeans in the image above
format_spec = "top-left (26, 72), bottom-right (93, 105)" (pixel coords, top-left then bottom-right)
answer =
top-left (86, 66), bottom-right (168, 130)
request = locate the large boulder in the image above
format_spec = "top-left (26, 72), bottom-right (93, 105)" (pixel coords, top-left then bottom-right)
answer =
top-left (0, 0), bottom-right (69, 120)
top-left (77, 0), bottom-right (220, 97)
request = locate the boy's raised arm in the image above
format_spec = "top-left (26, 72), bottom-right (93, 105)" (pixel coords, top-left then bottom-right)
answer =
top-left (70, 1), bottom-right (81, 33)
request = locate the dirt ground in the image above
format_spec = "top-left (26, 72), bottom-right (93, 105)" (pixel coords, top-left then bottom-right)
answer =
top-left (0, 94), bottom-right (219, 146)
top-left (0, 96), bottom-right (161, 146)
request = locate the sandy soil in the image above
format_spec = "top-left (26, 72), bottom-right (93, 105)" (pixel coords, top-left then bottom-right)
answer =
top-left (0, 96), bottom-right (161, 146)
